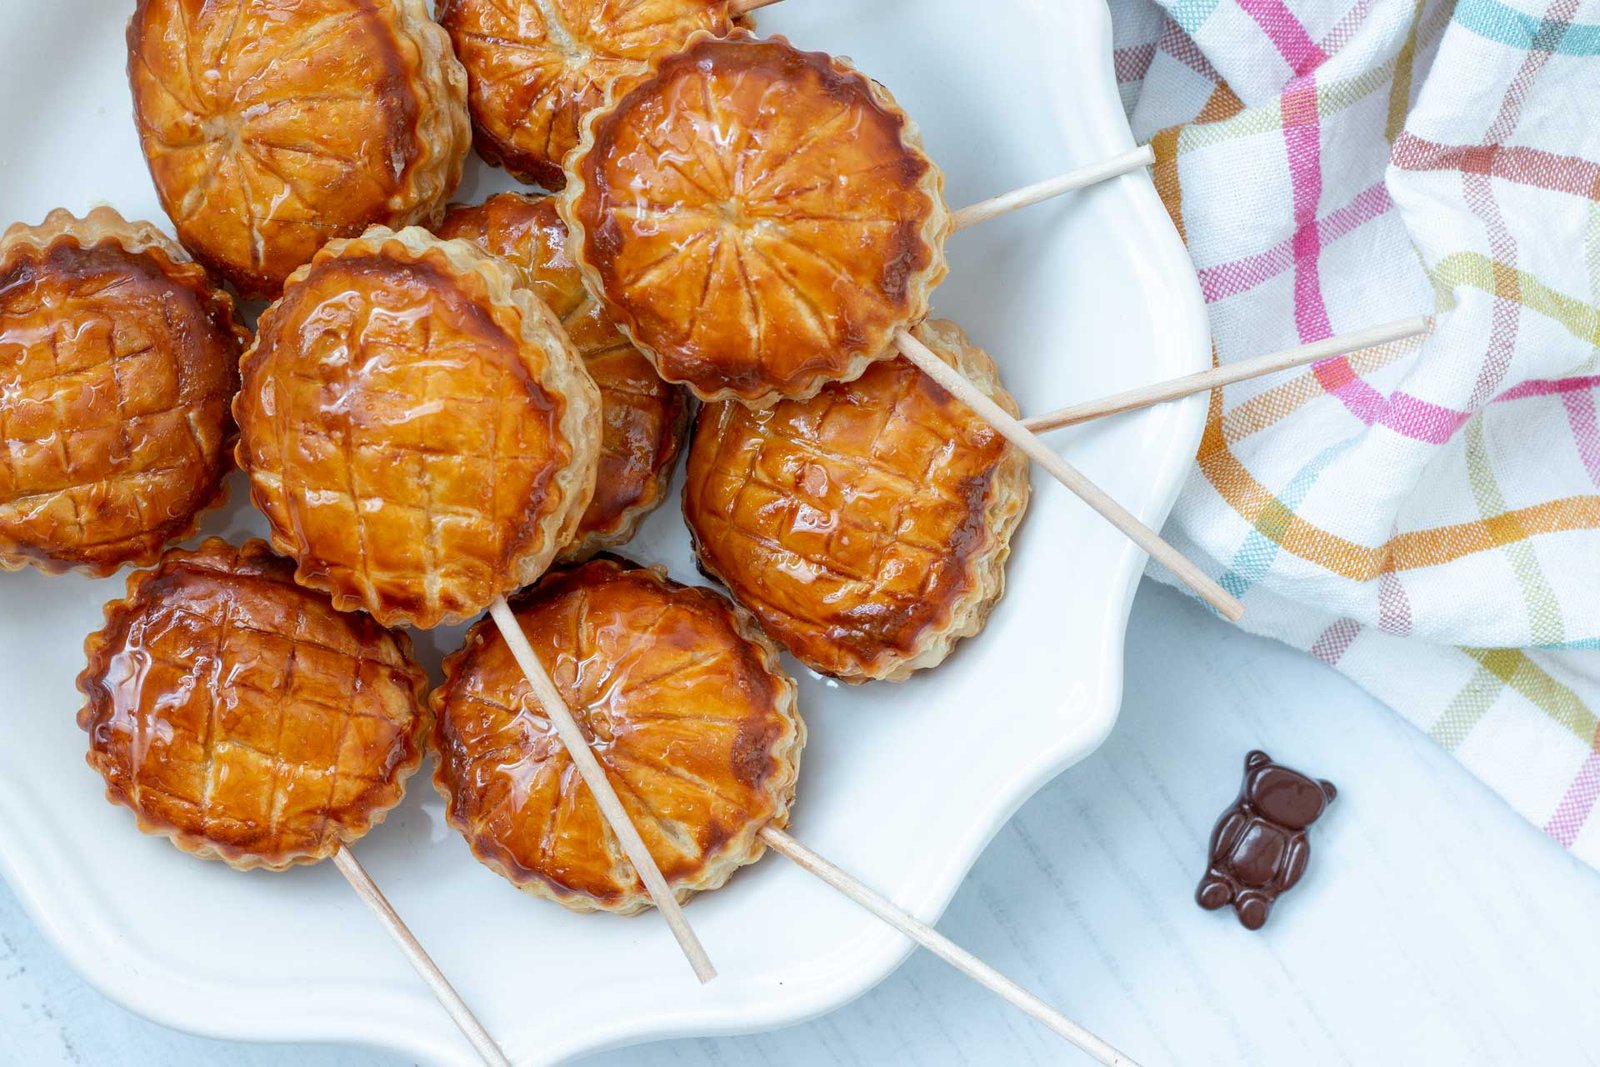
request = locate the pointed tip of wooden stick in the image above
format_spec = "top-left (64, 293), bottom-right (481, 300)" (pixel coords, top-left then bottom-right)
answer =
top-left (333, 845), bottom-right (515, 1066)
top-left (691, 948), bottom-right (718, 984)
top-left (762, 826), bottom-right (1142, 1067)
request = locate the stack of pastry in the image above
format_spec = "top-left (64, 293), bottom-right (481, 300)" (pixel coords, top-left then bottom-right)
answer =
top-left (0, 3), bottom-right (1173, 1061)
top-left (0, 0), bottom-right (1037, 944)
top-left (1, 1), bottom-right (1037, 916)
top-left (436, 192), bottom-right (689, 563)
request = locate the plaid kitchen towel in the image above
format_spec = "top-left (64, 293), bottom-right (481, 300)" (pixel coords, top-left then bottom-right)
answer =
top-left (1108, 0), bottom-right (1600, 866)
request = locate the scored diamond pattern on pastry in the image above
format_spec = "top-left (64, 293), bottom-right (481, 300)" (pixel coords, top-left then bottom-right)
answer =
top-left (0, 209), bottom-right (242, 575)
top-left (77, 539), bottom-right (429, 870)
top-left (684, 320), bottom-right (1030, 682)
top-left (236, 228), bottom-right (600, 629)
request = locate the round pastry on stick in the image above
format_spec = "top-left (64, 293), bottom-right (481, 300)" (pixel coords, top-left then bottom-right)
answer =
top-left (127, 0), bottom-right (470, 297)
top-left (561, 31), bottom-right (950, 404)
top-left (78, 538), bottom-right (430, 870)
top-left (437, 0), bottom-right (741, 191)
top-left (684, 319), bottom-right (1029, 682)
top-left (77, 537), bottom-right (509, 1061)
top-left (234, 225), bottom-right (602, 629)
top-left (437, 193), bottom-right (688, 560)
top-left (0, 207), bottom-right (245, 577)
top-left (432, 556), bottom-right (804, 913)
top-left (430, 555), bottom-right (1133, 1062)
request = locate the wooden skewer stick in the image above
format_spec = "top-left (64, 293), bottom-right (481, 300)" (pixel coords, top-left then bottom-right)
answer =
top-left (729, 0), bottom-right (784, 13)
top-left (760, 827), bottom-right (1141, 1066)
top-left (1023, 316), bottom-right (1433, 433)
top-left (333, 845), bottom-right (513, 1067)
top-left (893, 329), bottom-right (1243, 622)
top-left (951, 145), bottom-right (1156, 231)
top-left (488, 597), bottom-right (717, 983)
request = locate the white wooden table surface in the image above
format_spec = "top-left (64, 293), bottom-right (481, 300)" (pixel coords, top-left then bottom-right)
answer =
top-left (4, 581), bottom-right (1598, 1066)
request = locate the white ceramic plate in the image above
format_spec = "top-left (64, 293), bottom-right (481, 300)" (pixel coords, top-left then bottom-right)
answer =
top-left (0, 1), bottom-right (1207, 1062)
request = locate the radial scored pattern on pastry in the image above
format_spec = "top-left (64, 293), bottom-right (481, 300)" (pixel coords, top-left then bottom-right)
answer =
top-left (437, 0), bottom-right (737, 191)
top-left (431, 557), bottom-right (805, 914)
top-left (437, 193), bottom-right (688, 560)
top-left (127, 0), bottom-right (470, 298)
top-left (0, 207), bottom-right (246, 577)
top-left (77, 538), bottom-right (431, 871)
top-left (234, 225), bottom-right (602, 630)
top-left (684, 320), bottom-right (1030, 683)
top-left (562, 31), bottom-right (952, 405)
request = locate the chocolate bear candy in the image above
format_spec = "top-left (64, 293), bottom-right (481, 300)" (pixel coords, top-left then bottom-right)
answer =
top-left (1197, 750), bottom-right (1336, 930)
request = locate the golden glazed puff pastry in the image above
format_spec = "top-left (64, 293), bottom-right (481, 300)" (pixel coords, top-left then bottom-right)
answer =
top-left (432, 557), bottom-right (804, 914)
top-left (684, 320), bottom-right (1030, 683)
top-left (437, 0), bottom-right (737, 191)
top-left (78, 539), bottom-right (430, 871)
top-left (234, 226), bottom-right (602, 629)
top-left (127, 0), bottom-right (470, 298)
top-left (562, 31), bottom-right (952, 405)
top-left (437, 193), bottom-right (688, 561)
top-left (0, 207), bottom-right (246, 577)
